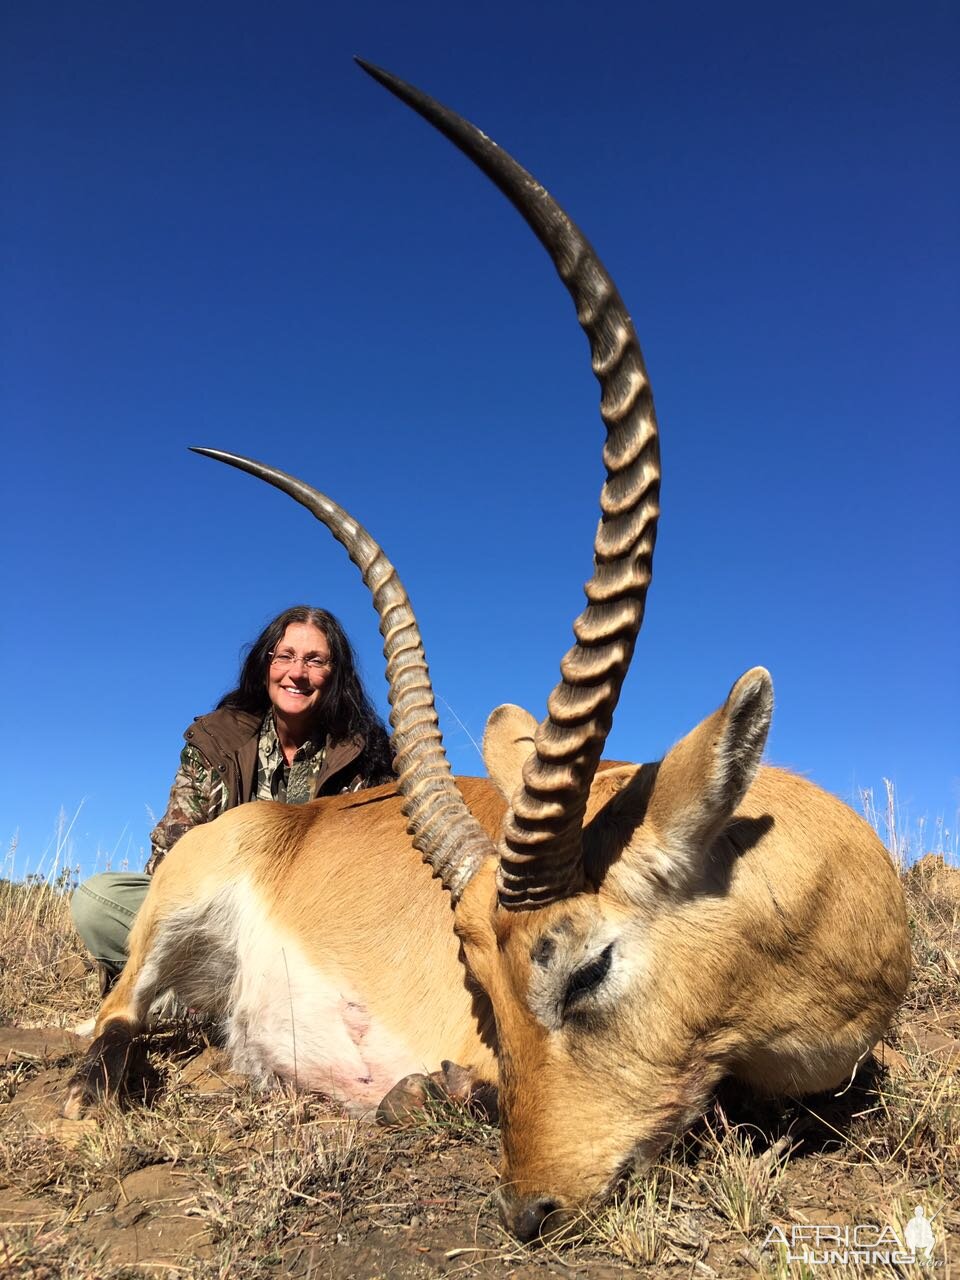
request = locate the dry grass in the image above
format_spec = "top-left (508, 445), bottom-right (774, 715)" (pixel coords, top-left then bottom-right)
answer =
top-left (0, 873), bottom-right (92, 1030)
top-left (692, 1111), bottom-right (793, 1234)
top-left (0, 793), bottom-right (957, 1277)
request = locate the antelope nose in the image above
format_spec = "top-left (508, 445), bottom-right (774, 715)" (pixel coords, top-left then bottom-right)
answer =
top-left (499, 1190), bottom-right (564, 1242)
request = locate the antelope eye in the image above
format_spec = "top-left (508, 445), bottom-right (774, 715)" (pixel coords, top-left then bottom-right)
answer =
top-left (562, 943), bottom-right (614, 1016)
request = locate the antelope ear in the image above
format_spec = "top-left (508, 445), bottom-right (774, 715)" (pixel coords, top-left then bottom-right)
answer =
top-left (645, 667), bottom-right (773, 870)
top-left (483, 704), bottom-right (538, 800)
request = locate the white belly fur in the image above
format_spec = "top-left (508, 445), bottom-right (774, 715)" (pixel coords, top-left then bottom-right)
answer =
top-left (174, 877), bottom-right (427, 1110)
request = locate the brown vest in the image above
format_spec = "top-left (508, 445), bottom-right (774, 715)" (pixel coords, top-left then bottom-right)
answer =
top-left (183, 708), bottom-right (367, 807)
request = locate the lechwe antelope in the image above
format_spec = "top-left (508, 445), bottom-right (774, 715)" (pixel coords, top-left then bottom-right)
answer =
top-left (66, 61), bottom-right (910, 1241)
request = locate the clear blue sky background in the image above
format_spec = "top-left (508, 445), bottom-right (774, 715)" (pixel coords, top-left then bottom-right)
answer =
top-left (2, 2), bottom-right (957, 878)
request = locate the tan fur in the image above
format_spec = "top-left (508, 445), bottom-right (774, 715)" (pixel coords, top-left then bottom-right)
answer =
top-left (483, 704), bottom-right (538, 801)
top-left (72, 677), bottom-right (910, 1231)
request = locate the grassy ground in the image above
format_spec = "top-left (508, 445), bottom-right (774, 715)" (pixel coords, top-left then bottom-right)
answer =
top-left (0, 829), bottom-right (957, 1278)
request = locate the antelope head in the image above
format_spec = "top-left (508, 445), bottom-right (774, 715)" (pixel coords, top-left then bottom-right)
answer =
top-left (457, 668), bottom-right (773, 1238)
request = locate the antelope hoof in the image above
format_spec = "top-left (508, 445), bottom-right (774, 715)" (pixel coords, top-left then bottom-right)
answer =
top-left (62, 1057), bottom-right (119, 1119)
top-left (376, 1061), bottom-right (498, 1126)
top-left (62, 1022), bottom-right (154, 1118)
top-left (376, 1072), bottom-right (440, 1125)
top-left (439, 1059), bottom-right (499, 1122)
top-left (61, 1080), bottom-right (89, 1121)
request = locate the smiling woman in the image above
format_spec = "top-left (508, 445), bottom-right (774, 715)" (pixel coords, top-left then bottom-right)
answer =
top-left (70, 605), bottom-right (394, 993)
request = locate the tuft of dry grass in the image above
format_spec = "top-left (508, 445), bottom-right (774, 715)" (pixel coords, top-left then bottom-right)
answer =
top-left (589, 1168), bottom-right (673, 1265)
top-left (692, 1110), bottom-right (793, 1234)
top-left (867, 1050), bottom-right (960, 1185)
top-left (191, 1093), bottom-right (370, 1246)
top-left (0, 864), bottom-right (93, 1030)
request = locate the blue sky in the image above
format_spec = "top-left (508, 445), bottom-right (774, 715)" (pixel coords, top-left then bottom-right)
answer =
top-left (2, 2), bottom-right (956, 878)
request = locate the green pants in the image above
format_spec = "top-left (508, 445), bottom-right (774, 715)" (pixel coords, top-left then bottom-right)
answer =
top-left (71, 873), bottom-right (151, 976)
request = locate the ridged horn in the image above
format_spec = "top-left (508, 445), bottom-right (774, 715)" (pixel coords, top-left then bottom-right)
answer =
top-left (357, 61), bottom-right (662, 910)
top-left (190, 447), bottom-right (494, 903)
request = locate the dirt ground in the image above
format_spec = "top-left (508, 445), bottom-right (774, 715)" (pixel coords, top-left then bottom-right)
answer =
top-left (0, 856), bottom-right (957, 1278)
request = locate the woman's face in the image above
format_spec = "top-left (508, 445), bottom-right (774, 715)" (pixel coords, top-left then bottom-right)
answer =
top-left (266, 622), bottom-right (334, 726)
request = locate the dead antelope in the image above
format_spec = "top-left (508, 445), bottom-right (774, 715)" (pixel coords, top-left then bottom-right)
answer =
top-left (66, 60), bottom-right (911, 1241)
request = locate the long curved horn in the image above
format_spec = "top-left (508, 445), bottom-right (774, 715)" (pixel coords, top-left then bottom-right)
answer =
top-left (357, 61), bottom-right (662, 909)
top-left (190, 447), bottom-right (494, 903)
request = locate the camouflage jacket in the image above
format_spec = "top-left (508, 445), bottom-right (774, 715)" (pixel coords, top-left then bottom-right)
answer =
top-left (145, 707), bottom-right (371, 874)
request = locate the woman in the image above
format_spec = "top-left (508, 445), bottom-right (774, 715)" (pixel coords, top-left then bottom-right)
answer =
top-left (72, 606), bottom-right (393, 991)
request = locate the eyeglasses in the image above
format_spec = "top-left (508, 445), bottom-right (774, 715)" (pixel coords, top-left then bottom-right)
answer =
top-left (268, 651), bottom-right (334, 673)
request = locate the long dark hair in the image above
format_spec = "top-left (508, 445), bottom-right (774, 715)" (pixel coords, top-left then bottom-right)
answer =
top-left (218, 606), bottom-right (393, 783)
